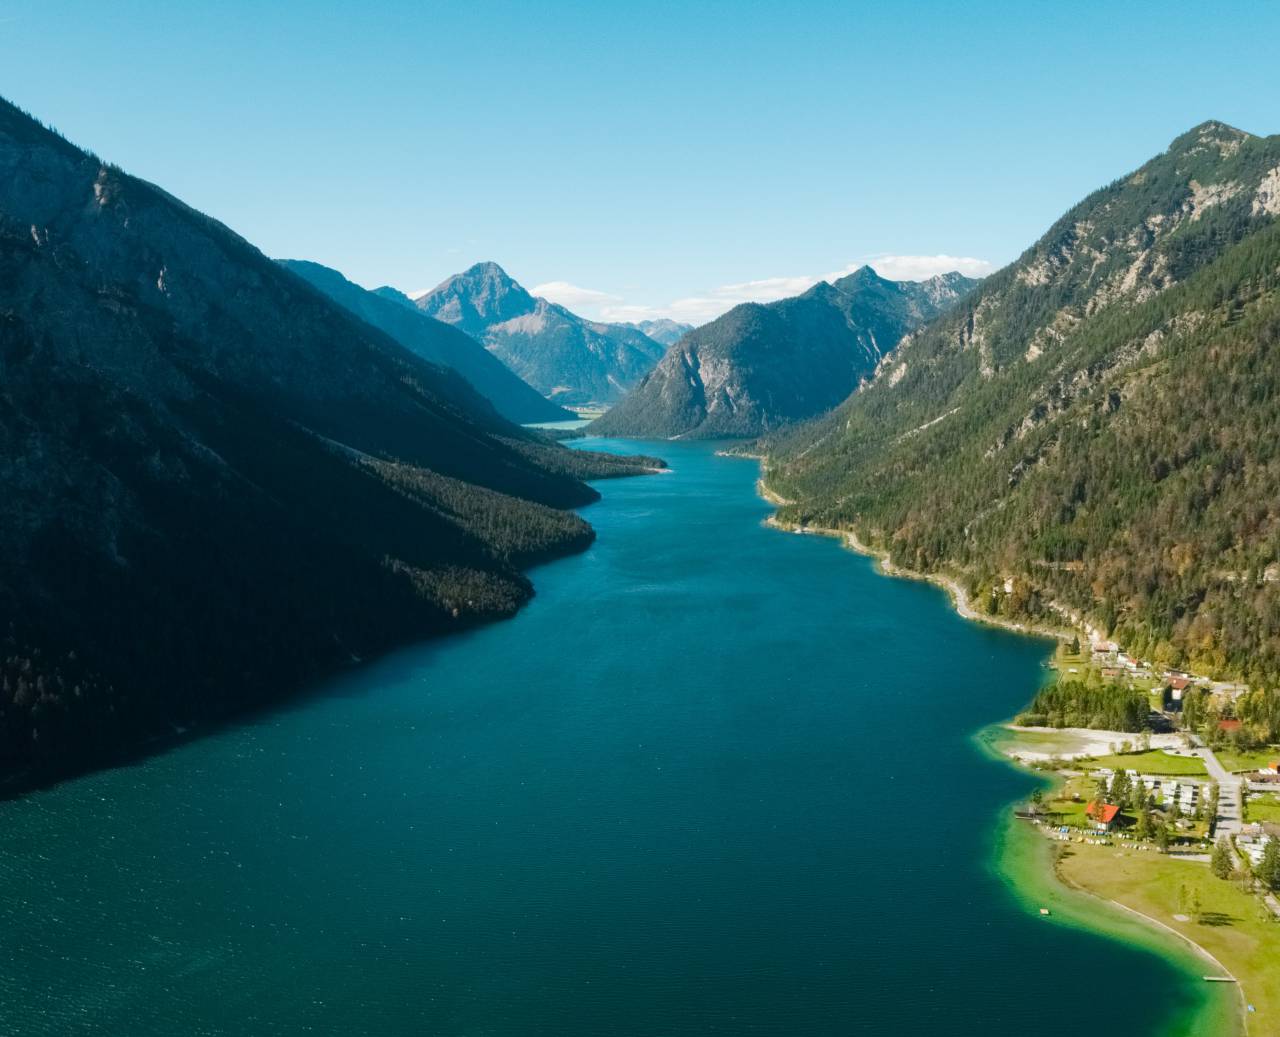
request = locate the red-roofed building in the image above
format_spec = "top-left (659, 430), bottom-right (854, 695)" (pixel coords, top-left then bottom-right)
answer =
top-left (1168, 676), bottom-right (1192, 691)
top-left (1085, 801), bottom-right (1121, 832)
top-left (1217, 719), bottom-right (1243, 734)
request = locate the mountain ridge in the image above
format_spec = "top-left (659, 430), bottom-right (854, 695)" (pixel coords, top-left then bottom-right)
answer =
top-left (416, 262), bottom-right (666, 407)
top-left (279, 260), bottom-right (572, 423)
top-left (0, 96), bottom-right (654, 786)
top-left (765, 120), bottom-right (1280, 686)
top-left (589, 266), bottom-right (978, 439)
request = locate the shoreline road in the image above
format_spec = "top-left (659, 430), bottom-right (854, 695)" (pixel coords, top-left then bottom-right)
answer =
top-left (1189, 738), bottom-right (1243, 838)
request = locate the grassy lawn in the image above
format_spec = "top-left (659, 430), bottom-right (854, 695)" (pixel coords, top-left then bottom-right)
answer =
top-left (1052, 645), bottom-right (1091, 671)
top-left (1046, 795), bottom-right (1091, 826)
top-left (1043, 774), bottom-right (1099, 826)
top-left (1086, 749), bottom-right (1208, 776)
top-left (1218, 747), bottom-right (1280, 774)
top-left (1247, 794), bottom-right (1280, 824)
top-left (1056, 841), bottom-right (1280, 1033)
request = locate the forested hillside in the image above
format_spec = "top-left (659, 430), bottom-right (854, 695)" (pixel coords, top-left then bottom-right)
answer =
top-left (766, 122), bottom-right (1280, 685)
top-left (591, 267), bottom-right (976, 438)
top-left (0, 97), bottom-right (654, 785)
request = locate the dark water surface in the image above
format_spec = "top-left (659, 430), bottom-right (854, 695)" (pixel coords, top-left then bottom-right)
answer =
top-left (0, 439), bottom-right (1206, 1035)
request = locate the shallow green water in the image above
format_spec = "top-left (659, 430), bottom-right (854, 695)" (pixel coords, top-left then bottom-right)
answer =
top-left (0, 439), bottom-right (1219, 1035)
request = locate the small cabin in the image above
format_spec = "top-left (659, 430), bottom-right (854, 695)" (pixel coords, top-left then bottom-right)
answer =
top-left (1085, 801), bottom-right (1121, 832)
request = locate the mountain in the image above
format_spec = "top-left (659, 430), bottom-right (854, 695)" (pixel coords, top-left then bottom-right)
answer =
top-left (416, 262), bottom-right (667, 407)
top-left (413, 261), bottom-right (535, 338)
top-left (625, 318), bottom-right (693, 346)
top-left (766, 121), bottom-right (1280, 686)
top-left (279, 260), bottom-right (572, 424)
top-left (590, 267), bottom-right (978, 438)
top-left (0, 97), bottom-right (659, 785)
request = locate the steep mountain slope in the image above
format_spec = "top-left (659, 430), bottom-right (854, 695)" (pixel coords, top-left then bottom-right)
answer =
top-left (591, 267), bottom-right (977, 438)
top-left (417, 262), bottom-right (666, 406)
top-left (625, 318), bottom-right (693, 346)
top-left (280, 260), bottom-right (572, 423)
top-left (0, 97), bottom-right (655, 785)
top-left (766, 121), bottom-right (1280, 684)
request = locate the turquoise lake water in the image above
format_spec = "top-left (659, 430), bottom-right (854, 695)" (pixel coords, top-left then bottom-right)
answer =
top-left (0, 438), bottom-right (1210, 1035)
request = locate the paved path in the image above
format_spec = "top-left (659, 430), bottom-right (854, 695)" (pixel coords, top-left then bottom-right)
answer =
top-left (1189, 737), bottom-right (1243, 838)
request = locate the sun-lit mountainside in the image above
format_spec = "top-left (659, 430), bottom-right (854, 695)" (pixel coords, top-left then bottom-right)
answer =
top-left (590, 267), bottom-right (977, 438)
top-left (766, 121), bottom-right (1280, 684)
top-left (0, 96), bottom-right (658, 784)
top-left (415, 262), bottom-right (667, 407)
top-left (280, 261), bottom-right (572, 424)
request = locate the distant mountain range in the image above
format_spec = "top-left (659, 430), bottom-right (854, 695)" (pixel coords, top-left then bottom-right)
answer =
top-left (766, 120), bottom-right (1280, 687)
top-left (623, 318), bottom-right (693, 346)
top-left (415, 262), bottom-right (667, 408)
top-left (591, 267), bottom-right (977, 438)
top-left (0, 96), bottom-right (658, 785)
top-left (280, 260), bottom-right (572, 424)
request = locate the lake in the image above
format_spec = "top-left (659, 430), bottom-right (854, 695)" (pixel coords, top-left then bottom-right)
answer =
top-left (0, 438), bottom-right (1214, 1035)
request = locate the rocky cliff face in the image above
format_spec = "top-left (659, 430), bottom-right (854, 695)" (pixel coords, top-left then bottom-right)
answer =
top-left (589, 267), bottom-right (977, 438)
top-left (416, 263), bottom-right (666, 406)
top-left (767, 121), bottom-right (1280, 682)
top-left (0, 97), bottom-right (640, 785)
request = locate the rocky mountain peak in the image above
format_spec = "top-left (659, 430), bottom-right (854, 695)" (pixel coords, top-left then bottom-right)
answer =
top-left (416, 260), bottom-right (535, 338)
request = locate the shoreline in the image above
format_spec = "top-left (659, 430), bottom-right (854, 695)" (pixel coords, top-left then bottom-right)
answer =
top-left (978, 730), bottom-right (1247, 1035)
top-left (760, 510), bottom-right (1074, 643)
top-left (991, 809), bottom-right (1240, 1036)
top-left (754, 462), bottom-right (1246, 1037)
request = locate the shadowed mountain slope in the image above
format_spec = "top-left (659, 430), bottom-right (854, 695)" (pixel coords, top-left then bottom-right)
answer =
top-left (0, 97), bottom-right (653, 785)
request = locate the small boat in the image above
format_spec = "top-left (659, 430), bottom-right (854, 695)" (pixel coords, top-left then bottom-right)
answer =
top-left (1039, 908), bottom-right (1051, 916)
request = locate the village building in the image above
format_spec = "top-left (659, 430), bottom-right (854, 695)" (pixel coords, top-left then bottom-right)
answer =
top-left (1163, 675), bottom-right (1191, 711)
top-left (1085, 801), bottom-right (1121, 832)
top-left (1239, 823), bottom-right (1279, 865)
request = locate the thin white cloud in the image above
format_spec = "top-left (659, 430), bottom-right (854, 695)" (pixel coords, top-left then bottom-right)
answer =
top-left (865, 254), bottom-right (995, 280)
top-left (600, 297), bottom-right (741, 325)
top-left (710, 274), bottom-right (816, 303)
top-left (531, 280), bottom-right (622, 310)
top-left (533, 253), bottom-right (992, 327)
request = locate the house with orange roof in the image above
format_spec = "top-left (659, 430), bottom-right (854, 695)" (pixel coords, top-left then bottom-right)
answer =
top-left (1085, 801), bottom-right (1121, 832)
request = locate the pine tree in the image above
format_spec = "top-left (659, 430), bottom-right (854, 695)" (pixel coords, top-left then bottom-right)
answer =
top-left (1211, 837), bottom-right (1235, 879)
top-left (1258, 839), bottom-right (1280, 891)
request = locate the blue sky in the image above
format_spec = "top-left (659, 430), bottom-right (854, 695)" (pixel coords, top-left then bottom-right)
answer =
top-left (3, 1), bottom-right (1278, 323)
